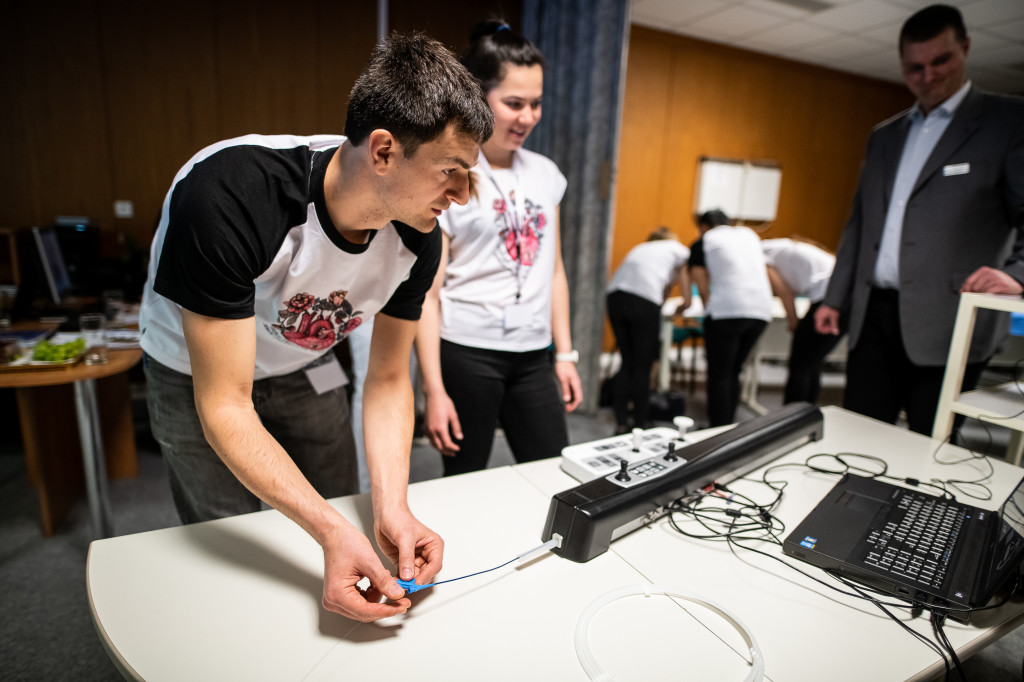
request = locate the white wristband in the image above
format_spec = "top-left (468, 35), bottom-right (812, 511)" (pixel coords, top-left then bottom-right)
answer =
top-left (555, 350), bottom-right (579, 363)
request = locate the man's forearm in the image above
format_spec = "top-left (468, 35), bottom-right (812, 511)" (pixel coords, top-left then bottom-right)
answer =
top-left (362, 371), bottom-right (414, 515)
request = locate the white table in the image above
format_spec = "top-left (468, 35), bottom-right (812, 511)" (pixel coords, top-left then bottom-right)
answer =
top-left (88, 407), bottom-right (1024, 681)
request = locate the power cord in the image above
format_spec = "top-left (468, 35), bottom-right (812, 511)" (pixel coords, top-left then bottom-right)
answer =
top-left (662, 472), bottom-right (1023, 681)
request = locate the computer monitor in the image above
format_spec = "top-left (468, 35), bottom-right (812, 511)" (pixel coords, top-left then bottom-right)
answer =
top-left (31, 226), bottom-right (72, 305)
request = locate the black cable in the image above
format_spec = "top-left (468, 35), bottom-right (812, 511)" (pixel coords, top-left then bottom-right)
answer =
top-left (830, 570), bottom-right (952, 680)
top-left (661, 471), bottom-right (1024, 680)
top-left (931, 611), bottom-right (967, 682)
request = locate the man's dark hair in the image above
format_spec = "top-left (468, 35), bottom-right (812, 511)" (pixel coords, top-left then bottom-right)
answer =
top-left (345, 32), bottom-right (494, 156)
top-left (899, 4), bottom-right (967, 52)
top-left (699, 209), bottom-right (730, 229)
top-left (461, 19), bottom-right (545, 94)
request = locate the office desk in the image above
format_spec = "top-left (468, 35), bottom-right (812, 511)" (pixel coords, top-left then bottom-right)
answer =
top-left (88, 407), bottom-right (1024, 681)
top-left (2, 349), bottom-right (142, 536)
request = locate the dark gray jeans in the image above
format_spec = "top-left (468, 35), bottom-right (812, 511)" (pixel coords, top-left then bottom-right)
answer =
top-left (144, 353), bottom-right (358, 524)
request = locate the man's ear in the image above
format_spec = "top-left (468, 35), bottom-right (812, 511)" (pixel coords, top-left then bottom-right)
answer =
top-left (368, 129), bottom-right (400, 175)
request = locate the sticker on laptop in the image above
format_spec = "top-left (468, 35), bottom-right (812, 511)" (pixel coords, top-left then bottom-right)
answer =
top-left (800, 536), bottom-right (818, 549)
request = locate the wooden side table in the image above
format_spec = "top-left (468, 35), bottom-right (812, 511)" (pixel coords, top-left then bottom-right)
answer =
top-left (1, 349), bottom-right (143, 536)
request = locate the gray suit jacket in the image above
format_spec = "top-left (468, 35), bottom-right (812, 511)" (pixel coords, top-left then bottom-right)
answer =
top-left (824, 87), bottom-right (1024, 366)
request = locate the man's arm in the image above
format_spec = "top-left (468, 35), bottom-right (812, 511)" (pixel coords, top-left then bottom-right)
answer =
top-left (691, 265), bottom-right (710, 312)
top-left (366, 312), bottom-right (444, 586)
top-left (675, 264), bottom-right (692, 313)
top-left (412, 233), bottom-right (463, 456)
top-left (961, 114), bottom-right (1024, 295)
top-left (766, 265), bottom-right (799, 331)
top-left (550, 211), bottom-right (582, 412)
top-left (181, 310), bottom-right (410, 621)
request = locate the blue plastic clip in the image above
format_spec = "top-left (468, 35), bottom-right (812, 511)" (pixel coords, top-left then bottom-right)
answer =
top-left (397, 578), bottom-right (435, 594)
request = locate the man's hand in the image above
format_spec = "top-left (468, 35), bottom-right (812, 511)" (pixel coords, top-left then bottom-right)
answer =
top-left (374, 507), bottom-right (445, 588)
top-left (423, 392), bottom-right (462, 457)
top-left (320, 524), bottom-right (412, 622)
top-left (815, 304), bottom-right (842, 335)
top-left (961, 266), bottom-right (1024, 295)
top-left (555, 361), bottom-right (583, 412)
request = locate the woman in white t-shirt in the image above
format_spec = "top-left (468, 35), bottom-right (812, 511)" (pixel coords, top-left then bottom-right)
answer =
top-left (414, 21), bottom-right (582, 475)
top-left (761, 237), bottom-right (844, 404)
top-left (606, 227), bottom-right (691, 433)
top-left (689, 210), bottom-right (772, 426)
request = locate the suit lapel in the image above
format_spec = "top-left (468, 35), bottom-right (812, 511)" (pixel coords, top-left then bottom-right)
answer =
top-left (911, 88), bottom-right (983, 196)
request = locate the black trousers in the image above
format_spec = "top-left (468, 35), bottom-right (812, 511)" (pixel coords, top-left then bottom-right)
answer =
top-left (606, 290), bottom-right (662, 429)
top-left (784, 301), bottom-right (847, 404)
top-left (439, 340), bottom-right (569, 476)
top-left (703, 317), bottom-right (767, 427)
top-left (844, 288), bottom-right (985, 435)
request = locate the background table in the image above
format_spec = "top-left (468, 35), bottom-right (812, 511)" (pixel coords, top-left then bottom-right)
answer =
top-left (2, 348), bottom-right (142, 536)
top-left (658, 295), bottom-right (848, 413)
top-left (88, 407), bottom-right (1024, 681)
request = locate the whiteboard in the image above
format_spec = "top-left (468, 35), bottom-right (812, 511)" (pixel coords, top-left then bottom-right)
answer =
top-left (694, 158), bottom-right (781, 222)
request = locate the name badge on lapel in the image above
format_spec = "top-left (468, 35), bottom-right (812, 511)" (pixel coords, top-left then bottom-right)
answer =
top-left (943, 163), bottom-right (970, 176)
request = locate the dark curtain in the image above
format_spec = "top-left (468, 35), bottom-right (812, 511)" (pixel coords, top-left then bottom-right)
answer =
top-left (522, 0), bottom-right (630, 412)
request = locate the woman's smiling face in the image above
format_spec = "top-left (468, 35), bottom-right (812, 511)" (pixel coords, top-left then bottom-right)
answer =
top-left (484, 63), bottom-right (543, 161)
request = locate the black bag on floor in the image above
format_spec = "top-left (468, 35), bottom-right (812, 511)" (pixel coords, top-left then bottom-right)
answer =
top-left (649, 390), bottom-right (686, 421)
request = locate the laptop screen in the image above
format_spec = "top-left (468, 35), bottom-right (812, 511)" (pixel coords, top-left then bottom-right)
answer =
top-left (31, 227), bottom-right (72, 305)
top-left (981, 475), bottom-right (1024, 596)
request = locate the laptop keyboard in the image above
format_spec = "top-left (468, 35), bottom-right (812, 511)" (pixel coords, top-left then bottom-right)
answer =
top-left (855, 490), bottom-right (968, 589)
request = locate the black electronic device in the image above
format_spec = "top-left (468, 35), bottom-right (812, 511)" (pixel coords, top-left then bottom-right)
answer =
top-left (783, 472), bottom-right (1024, 614)
top-left (12, 226), bottom-right (103, 325)
top-left (543, 402), bottom-right (824, 563)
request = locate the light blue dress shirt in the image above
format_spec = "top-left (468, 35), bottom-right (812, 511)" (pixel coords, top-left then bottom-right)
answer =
top-left (873, 81), bottom-right (972, 289)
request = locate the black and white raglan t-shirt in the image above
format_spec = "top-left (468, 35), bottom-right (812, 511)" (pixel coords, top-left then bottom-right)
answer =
top-left (139, 134), bottom-right (441, 380)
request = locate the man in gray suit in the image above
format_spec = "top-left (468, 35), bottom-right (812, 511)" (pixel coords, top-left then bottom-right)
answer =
top-left (815, 4), bottom-right (1024, 435)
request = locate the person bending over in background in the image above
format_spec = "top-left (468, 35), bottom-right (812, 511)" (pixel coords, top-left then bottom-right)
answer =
top-left (606, 226), bottom-right (691, 434)
top-left (761, 237), bottom-right (844, 404)
top-left (415, 20), bottom-right (582, 477)
top-left (138, 33), bottom-right (493, 621)
top-left (689, 210), bottom-right (772, 427)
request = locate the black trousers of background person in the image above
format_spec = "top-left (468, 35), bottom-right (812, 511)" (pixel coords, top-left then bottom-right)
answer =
top-left (784, 300), bottom-right (847, 404)
top-left (703, 317), bottom-right (767, 427)
top-left (439, 339), bottom-right (569, 476)
top-left (844, 287), bottom-right (986, 435)
top-left (606, 290), bottom-right (662, 430)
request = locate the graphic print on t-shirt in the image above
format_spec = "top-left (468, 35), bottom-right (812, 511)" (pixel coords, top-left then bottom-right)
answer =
top-left (272, 289), bottom-right (363, 351)
top-left (493, 192), bottom-right (548, 273)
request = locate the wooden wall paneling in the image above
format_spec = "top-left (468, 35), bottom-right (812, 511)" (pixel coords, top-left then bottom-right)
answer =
top-left (0, 5), bottom-right (39, 228)
top-left (388, 0), bottom-right (523, 54)
top-left (610, 32), bottom-right (674, 268)
top-left (606, 26), bottom-right (912, 351)
top-left (0, 2), bottom-right (113, 228)
top-left (97, 0), bottom-right (221, 247)
top-left (212, 0), bottom-right (321, 138)
top-left (313, 1), bottom-right (378, 135)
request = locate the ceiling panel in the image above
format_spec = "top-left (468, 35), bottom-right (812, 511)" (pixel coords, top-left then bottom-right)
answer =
top-left (630, 0), bottom-right (1024, 94)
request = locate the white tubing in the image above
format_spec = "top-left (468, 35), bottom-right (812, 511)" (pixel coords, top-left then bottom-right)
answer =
top-left (574, 584), bottom-right (765, 682)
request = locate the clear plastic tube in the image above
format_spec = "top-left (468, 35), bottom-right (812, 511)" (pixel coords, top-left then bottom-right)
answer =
top-left (574, 584), bottom-right (764, 682)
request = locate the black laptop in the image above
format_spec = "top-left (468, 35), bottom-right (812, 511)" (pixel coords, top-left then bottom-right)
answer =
top-left (783, 473), bottom-right (1024, 611)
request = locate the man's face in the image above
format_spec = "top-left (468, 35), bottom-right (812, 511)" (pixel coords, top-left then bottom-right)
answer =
top-left (380, 125), bottom-right (479, 232)
top-left (900, 27), bottom-right (969, 114)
